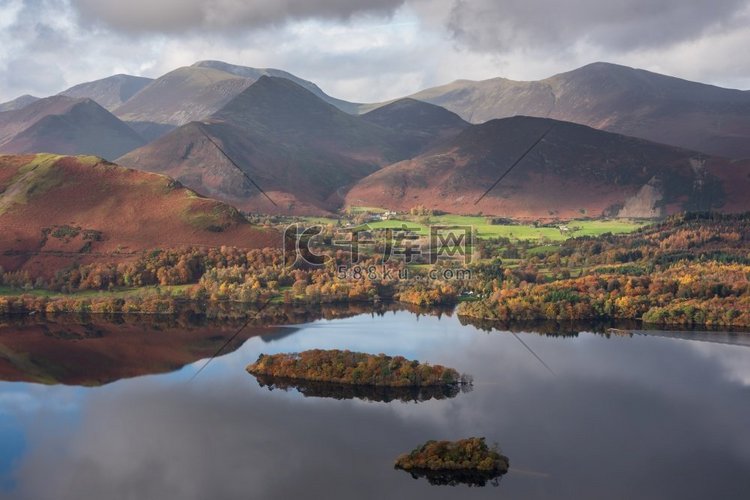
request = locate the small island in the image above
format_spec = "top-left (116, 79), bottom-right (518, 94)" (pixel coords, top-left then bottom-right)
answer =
top-left (394, 438), bottom-right (509, 487)
top-left (247, 349), bottom-right (472, 388)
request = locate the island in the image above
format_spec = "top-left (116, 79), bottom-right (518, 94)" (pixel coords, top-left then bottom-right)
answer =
top-left (246, 349), bottom-right (472, 388)
top-left (394, 438), bottom-right (509, 487)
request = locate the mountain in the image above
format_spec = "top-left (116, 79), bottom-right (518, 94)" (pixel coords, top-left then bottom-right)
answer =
top-left (112, 65), bottom-right (252, 127)
top-left (407, 62), bottom-right (750, 159)
top-left (0, 154), bottom-right (278, 274)
top-left (345, 116), bottom-right (750, 219)
top-left (112, 61), bottom-right (361, 129)
top-left (192, 60), bottom-right (360, 113)
top-left (59, 74), bottom-right (153, 111)
top-left (0, 96), bottom-right (145, 160)
top-left (0, 94), bottom-right (40, 112)
top-left (118, 76), bottom-right (431, 215)
top-left (361, 98), bottom-right (469, 153)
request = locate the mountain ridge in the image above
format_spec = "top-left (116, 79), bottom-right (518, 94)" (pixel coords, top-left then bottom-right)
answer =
top-left (118, 76), bottom-right (460, 214)
top-left (346, 115), bottom-right (750, 219)
top-left (405, 61), bottom-right (750, 159)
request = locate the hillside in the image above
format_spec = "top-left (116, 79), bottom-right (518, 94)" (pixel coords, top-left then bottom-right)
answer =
top-left (118, 76), bottom-right (420, 214)
top-left (361, 98), bottom-right (469, 153)
top-left (59, 74), bottom-right (153, 111)
top-left (346, 116), bottom-right (750, 219)
top-left (0, 96), bottom-right (145, 160)
top-left (0, 154), bottom-right (278, 275)
top-left (407, 62), bottom-right (750, 159)
top-left (0, 94), bottom-right (40, 112)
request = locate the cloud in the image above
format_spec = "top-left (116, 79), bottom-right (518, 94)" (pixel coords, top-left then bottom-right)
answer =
top-left (0, 0), bottom-right (164, 100)
top-left (446, 0), bottom-right (750, 54)
top-left (1, 0), bottom-right (749, 104)
top-left (72, 0), bottom-right (406, 33)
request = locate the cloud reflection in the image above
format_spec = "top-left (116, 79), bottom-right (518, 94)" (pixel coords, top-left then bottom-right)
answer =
top-left (3, 312), bottom-right (750, 499)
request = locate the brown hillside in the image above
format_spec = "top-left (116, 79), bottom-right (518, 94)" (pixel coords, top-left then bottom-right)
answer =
top-left (346, 116), bottom-right (750, 219)
top-left (0, 154), bottom-right (278, 274)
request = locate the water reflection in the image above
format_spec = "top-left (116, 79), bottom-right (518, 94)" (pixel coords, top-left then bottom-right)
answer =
top-left (0, 313), bottom-right (272, 385)
top-left (3, 305), bottom-right (746, 387)
top-left (1, 310), bottom-right (750, 499)
top-left (395, 467), bottom-right (506, 487)
top-left (252, 374), bottom-right (471, 403)
top-left (0, 304), bottom-right (447, 386)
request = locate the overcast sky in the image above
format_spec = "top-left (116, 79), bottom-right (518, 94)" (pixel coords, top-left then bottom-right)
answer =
top-left (1, 0), bottom-right (749, 103)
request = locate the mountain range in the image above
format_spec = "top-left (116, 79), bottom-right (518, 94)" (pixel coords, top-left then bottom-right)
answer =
top-left (346, 116), bottom-right (750, 219)
top-left (117, 77), bottom-right (467, 214)
top-left (406, 62), bottom-right (750, 159)
top-left (0, 60), bottom-right (748, 219)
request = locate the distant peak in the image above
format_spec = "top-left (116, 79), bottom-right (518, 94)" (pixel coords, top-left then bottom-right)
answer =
top-left (192, 60), bottom-right (228, 68)
top-left (580, 61), bottom-right (632, 70)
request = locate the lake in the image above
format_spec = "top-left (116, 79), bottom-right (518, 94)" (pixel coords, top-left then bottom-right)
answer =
top-left (1, 307), bottom-right (749, 499)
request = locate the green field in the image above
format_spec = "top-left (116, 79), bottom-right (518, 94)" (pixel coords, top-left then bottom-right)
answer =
top-left (362, 216), bottom-right (647, 241)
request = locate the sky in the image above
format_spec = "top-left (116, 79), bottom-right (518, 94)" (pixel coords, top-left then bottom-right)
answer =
top-left (1, 0), bottom-right (750, 103)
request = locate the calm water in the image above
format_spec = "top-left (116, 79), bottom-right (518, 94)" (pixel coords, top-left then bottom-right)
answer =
top-left (1, 309), bottom-right (750, 499)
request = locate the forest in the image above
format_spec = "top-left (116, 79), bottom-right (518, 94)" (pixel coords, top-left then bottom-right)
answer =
top-left (1, 212), bottom-right (749, 327)
top-left (247, 350), bottom-right (471, 387)
top-left (394, 438), bottom-right (509, 473)
top-left (461, 213), bottom-right (750, 327)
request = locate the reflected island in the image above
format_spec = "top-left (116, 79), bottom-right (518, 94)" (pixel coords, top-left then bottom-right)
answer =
top-left (252, 374), bottom-right (470, 402)
top-left (395, 438), bottom-right (509, 487)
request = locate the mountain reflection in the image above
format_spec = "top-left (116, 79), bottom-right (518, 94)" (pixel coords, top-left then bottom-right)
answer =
top-left (0, 313), bottom-right (268, 386)
top-left (252, 374), bottom-right (471, 403)
top-left (0, 303), bottom-right (455, 386)
top-left (3, 311), bottom-right (750, 499)
top-left (2, 304), bottom-right (747, 387)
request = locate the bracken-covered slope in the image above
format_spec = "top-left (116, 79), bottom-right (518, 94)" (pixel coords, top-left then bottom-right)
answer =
top-left (0, 154), bottom-right (278, 274)
top-left (59, 74), bottom-right (153, 111)
top-left (407, 62), bottom-right (750, 159)
top-left (346, 116), bottom-right (750, 219)
top-left (0, 96), bottom-right (145, 160)
top-left (118, 77), bottom-right (432, 215)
